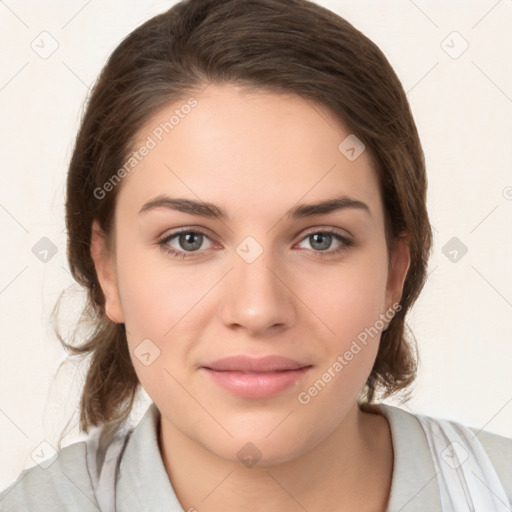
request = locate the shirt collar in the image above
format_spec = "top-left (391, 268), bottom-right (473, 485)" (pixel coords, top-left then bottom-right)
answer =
top-left (116, 402), bottom-right (184, 512)
top-left (375, 403), bottom-right (442, 511)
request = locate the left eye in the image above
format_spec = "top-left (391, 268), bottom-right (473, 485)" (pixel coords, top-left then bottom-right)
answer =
top-left (297, 231), bottom-right (347, 252)
top-left (161, 230), bottom-right (213, 254)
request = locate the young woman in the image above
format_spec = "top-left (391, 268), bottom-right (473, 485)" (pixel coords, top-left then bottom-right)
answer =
top-left (1, 0), bottom-right (510, 511)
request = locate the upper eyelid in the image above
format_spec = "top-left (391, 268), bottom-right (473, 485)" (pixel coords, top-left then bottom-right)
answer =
top-left (298, 226), bottom-right (351, 238)
top-left (160, 227), bottom-right (217, 244)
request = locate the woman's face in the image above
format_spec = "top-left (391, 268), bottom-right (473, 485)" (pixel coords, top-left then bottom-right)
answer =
top-left (92, 83), bottom-right (410, 465)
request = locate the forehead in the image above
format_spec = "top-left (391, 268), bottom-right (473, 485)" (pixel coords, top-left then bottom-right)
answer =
top-left (116, 83), bottom-right (383, 224)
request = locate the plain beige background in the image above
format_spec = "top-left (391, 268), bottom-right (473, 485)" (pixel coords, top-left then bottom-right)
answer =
top-left (1, 0), bottom-right (511, 490)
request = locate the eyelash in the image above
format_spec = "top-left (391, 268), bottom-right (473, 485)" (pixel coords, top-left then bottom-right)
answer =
top-left (157, 227), bottom-right (354, 261)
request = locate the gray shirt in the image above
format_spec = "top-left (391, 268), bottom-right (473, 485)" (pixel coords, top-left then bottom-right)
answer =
top-left (1, 402), bottom-right (511, 511)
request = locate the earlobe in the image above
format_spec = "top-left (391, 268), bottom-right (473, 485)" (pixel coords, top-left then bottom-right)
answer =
top-left (385, 234), bottom-right (411, 310)
top-left (90, 219), bottom-right (125, 323)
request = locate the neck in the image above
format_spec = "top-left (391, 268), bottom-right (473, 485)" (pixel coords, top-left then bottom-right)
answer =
top-left (158, 403), bottom-right (393, 512)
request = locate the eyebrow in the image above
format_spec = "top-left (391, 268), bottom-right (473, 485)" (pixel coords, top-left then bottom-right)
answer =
top-left (138, 194), bottom-right (371, 220)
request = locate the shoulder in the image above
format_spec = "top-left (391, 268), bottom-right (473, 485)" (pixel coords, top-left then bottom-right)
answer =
top-left (466, 424), bottom-right (512, 501)
top-left (378, 404), bottom-right (512, 508)
top-left (420, 411), bottom-right (511, 500)
top-left (0, 440), bottom-right (99, 512)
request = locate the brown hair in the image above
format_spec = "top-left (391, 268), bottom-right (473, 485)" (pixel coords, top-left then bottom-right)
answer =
top-left (57, 0), bottom-right (432, 440)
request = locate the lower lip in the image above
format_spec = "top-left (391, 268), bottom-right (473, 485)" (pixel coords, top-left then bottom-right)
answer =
top-left (201, 367), bottom-right (312, 399)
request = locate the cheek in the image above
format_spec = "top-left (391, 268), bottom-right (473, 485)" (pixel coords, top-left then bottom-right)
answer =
top-left (113, 241), bottom-right (185, 375)
top-left (298, 247), bottom-right (389, 346)
top-left (114, 241), bottom-right (220, 392)
top-left (115, 239), bottom-right (203, 338)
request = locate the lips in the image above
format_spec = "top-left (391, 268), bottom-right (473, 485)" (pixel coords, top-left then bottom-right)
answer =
top-left (203, 355), bottom-right (309, 373)
top-left (201, 355), bottom-right (312, 399)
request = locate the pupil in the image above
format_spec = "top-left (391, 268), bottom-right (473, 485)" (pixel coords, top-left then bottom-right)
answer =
top-left (181, 233), bottom-right (201, 250)
top-left (312, 233), bottom-right (331, 251)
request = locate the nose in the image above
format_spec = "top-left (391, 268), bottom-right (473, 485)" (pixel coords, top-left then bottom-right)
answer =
top-left (218, 245), bottom-right (297, 336)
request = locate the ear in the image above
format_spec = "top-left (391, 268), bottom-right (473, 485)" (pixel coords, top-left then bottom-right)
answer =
top-left (90, 219), bottom-right (124, 323)
top-left (385, 233), bottom-right (411, 311)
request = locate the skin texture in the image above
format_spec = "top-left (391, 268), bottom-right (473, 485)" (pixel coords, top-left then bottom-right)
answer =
top-left (91, 83), bottom-right (410, 511)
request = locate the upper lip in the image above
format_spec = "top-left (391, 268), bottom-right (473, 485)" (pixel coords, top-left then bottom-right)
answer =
top-left (202, 355), bottom-right (311, 372)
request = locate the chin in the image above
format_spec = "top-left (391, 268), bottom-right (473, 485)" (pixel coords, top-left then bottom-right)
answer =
top-left (197, 415), bottom-right (319, 469)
